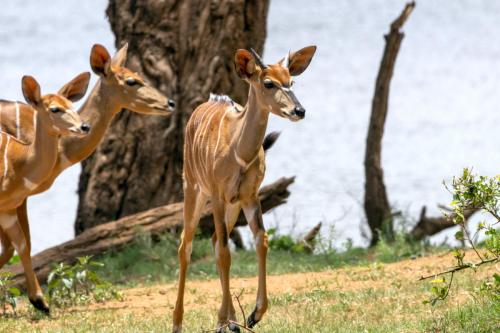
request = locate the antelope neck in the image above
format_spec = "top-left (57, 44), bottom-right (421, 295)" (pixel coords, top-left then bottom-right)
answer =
top-left (59, 79), bottom-right (122, 164)
top-left (235, 85), bottom-right (270, 168)
top-left (22, 111), bottom-right (59, 185)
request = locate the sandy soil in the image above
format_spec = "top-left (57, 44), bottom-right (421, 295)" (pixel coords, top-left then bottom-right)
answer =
top-left (68, 250), bottom-right (497, 316)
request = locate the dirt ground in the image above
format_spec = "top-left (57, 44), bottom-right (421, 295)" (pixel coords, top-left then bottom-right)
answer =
top-left (71, 250), bottom-right (497, 316)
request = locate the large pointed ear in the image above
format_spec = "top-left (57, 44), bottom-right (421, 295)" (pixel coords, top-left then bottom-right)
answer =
top-left (111, 42), bottom-right (128, 68)
top-left (234, 49), bottom-right (257, 79)
top-left (22, 76), bottom-right (42, 107)
top-left (287, 45), bottom-right (317, 76)
top-left (90, 44), bottom-right (112, 77)
top-left (58, 72), bottom-right (91, 102)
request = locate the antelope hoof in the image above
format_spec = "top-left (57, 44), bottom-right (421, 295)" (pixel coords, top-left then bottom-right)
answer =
top-left (247, 309), bottom-right (261, 328)
top-left (29, 296), bottom-right (50, 315)
top-left (228, 322), bottom-right (241, 332)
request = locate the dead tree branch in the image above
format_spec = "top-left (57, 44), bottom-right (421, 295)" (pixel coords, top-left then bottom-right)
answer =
top-left (364, 2), bottom-right (415, 246)
top-left (410, 205), bottom-right (479, 240)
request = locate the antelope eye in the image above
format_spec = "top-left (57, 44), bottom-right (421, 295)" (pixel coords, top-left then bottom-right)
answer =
top-left (263, 79), bottom-right (275, 89)
top-left (50, 107), bottom-right (62, 113)
top-left (125, 78), bottom-right (141, 86)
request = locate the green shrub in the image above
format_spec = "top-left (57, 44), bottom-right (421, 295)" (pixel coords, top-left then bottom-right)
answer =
top-left (267, 228), bottom-right (307, 253)
top-left (47, 256), bottom-right (121, 308)
top-left (0, 272), bottom-right (21, 316)
top-left (423, 168), bottom-right (500, 305)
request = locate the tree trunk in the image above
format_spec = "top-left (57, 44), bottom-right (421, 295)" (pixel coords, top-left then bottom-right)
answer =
top-left (75, 0), bottom-right (270, 234)
top-left (5, 177), bottom-right (293, 289)
top-left (364, 2), bottom-right (415, 246)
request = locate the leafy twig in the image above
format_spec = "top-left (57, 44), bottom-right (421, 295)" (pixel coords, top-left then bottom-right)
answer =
top-left (419, 257), bottom-right (498, 281)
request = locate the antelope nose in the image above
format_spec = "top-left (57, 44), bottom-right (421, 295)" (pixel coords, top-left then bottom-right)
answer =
top-left (167, 99), bottom-right (176, 108)
top-left (294, 106), bottom-right (305, 118)
top-left (80, 123), bottom-right (91, 133)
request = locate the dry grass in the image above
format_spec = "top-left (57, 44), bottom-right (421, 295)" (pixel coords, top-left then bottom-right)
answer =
top-left (1, 251), bottom-right (498, 332)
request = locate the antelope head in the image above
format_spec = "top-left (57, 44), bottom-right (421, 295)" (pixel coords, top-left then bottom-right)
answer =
top-left (90, 43), bottom-right (175, 115)
top-left (22, 74), bottom-right (91, 137)
top-left (234, 45), bottom-right (316, 121)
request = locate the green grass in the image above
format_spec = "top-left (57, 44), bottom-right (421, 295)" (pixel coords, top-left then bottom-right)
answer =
top-left (2, 233), bottom-right (494, 332)
top-left (95, 231), bottom-right (443, 286)
top-left (0, 267), bottom-right (496, 333)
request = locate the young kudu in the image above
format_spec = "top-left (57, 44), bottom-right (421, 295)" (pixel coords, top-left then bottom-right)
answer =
top-left (0, 43), bottom-right (175, 312)
top-left (173, 46), bottom-right (316, 332)
top-left (0, 74), bottom-right (90, 311)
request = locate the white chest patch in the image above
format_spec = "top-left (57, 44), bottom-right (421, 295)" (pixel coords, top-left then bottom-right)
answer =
top-left (0, 213), bottom-right (17, 229)
top-left (23, 177), bottom-right (38, 191)
top-left (58, 152), bottom-right (72, 169)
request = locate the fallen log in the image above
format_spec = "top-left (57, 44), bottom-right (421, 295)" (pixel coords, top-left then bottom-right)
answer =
top-left (3, 176), bottom-right (294, 288)
top-left (409, 205), bottom-right (479, 240)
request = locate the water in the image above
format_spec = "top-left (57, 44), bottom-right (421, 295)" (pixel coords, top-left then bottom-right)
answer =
top-left (0, 1), bottom-right (498, 254)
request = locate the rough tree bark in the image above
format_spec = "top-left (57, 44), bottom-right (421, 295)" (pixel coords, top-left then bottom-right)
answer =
top-left (75, 0), bottom-right (270, 234)
top-left (5, 177), bottom-right (293, 289)
top-left (364, 2), bottom-right (415, 246)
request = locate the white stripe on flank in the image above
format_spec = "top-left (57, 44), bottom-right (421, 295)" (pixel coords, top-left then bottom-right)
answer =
top-left (0, 104), bottom-right (3, 132)
top-left (15, 102), bottom-right (21, 139)
top-left (213, 107), bottom-right (228, 159)
top-left (0, 134), bottom-right (3, 185)
top-left (3, 135), bottom-right (10, 180)
top-left (193, 103), bottom-right (219, 189)
top-left (201, 105), bottom-right (221, 172)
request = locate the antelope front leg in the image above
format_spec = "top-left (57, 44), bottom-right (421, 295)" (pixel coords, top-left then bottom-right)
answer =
top-left (0, 211), bottom-right (49, 314)
top-left (242, 199), bottom-right (268, 328)
top-left (212, 204), bottom-right (241, 333)
top-left (0, 200), bottom-right (32, 269)
top-left (0, 229), bottom-right (14, 268)
top-left (17, 199), bottom-right (31, 252)
top-left (212, 200), bottom-right (234, 332)
top-left (173, 185), bottom-right (206, 333)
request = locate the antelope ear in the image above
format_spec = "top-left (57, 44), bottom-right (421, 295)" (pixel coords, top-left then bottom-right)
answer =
top-left (90, 44), bottom-right (112, 77)
top-left (111, 42), bottom-right (128, 68)
top-left (287, 45), bottom-right (317, 76)
top-left (234, 49), bottom-right (256, 79)
top-left (22, 76), bottom-right (42, 106)
top-left (58, 72), bottom-right (91, 102)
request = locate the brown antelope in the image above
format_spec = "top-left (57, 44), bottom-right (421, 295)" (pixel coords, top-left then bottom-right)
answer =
top-left (0, 43), bottom-right (175, 312)
top-left (173, 46), bottom-right (316, 332)
top-left (0, 74), bottom-right (90, 312)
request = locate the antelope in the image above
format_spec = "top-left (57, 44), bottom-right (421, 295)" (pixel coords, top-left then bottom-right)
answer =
top-left (0, 43), bottom-right (175, 312)
top-left (0, 74), bottom-right (90, 312)
top-left (173, 46), bottom-right (316, 332)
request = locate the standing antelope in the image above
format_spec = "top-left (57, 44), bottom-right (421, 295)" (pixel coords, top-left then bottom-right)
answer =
top-left (173, 46), bottom-right (316, 332)
top-left (0, 74), bottom-right (90, 311)
top-left (0, 43), bottom-right (175, 313)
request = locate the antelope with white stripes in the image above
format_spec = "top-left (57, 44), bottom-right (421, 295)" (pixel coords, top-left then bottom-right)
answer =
top-left (0, 43), bottom-right (175, 313)
top-left (173, 46), bottom-right (316, 332)
top-left (0, 74), bottom-right (90, 311)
